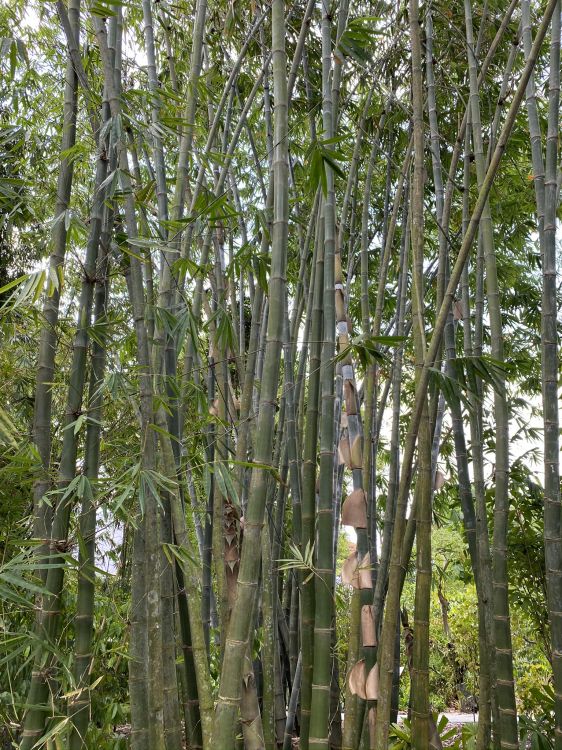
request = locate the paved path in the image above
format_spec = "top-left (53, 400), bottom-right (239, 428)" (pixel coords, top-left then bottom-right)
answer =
top-left (442, 713), bottom-right (478, 724)
top-left (398, 712), bottom-right (478, 724)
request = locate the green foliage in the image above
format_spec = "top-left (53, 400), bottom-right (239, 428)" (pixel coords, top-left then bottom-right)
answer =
top-left (389, 714), bottom-right (463, 749)
top-left (337, 16), bottom-right (382, 64)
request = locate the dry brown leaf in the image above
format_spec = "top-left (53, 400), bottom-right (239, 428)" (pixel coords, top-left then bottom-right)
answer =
top-left (348, 659), bottom-right (366, 699)
top-left (434, 469), bottom-right (446, 491)
top-left (344, 380), bottom-right (357, 415)
top-left (341, 552), bottom-right (360, 589)
top-left (350, 435), bottom-right (362, 469)
top-left (361, 605), bottom-right (376, 647)
top-left (335, 290), bottom-right (345, 320)
top-left (366, 663), bottom-right (379, 700)
top-left (358, 552), bottom-right (372, 589)
top-left (342, 488), bottom-right (367, 528)
top-left (338, 435), bottom-right (352, 468)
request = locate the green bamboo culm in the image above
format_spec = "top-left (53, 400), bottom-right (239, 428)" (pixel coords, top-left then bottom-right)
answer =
top-left (92, 12), bottom-right (162, 747)
top-left (210, 0), bottom-right (288, 741)
top-left (309, 0), bottom-right (337, 745)
top-left (31, 0), bottom-right (80, 581)
top-left (463, 2), bottom-right (518, 745)
top-left (373, 2), bottom-right (561, 743)
top-left (521, 3), bottom-right (562, 744)
top-left (300, 206), bottom-right (325, 750)
top-left (542, 5), bottom-right (562, 745)
top-left (408, 2), bottom-right (432, 746)
top-left (68, 203), bottom-right (113, 749)
top-left (20, 22), bottom-right (112, 746)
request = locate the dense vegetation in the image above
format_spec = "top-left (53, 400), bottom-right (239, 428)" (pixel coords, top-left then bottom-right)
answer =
top-left (0, 0), bottom-right (560, 748)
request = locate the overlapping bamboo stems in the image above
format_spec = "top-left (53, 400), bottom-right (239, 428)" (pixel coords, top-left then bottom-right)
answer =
top-left (168, 58), bottom-right (275, 728)
top-left (335, 188), bottom-right (366, 742)
top-left (442, 7), bottom-right (521, 739)
top-left (424, 12), bottom-right (493, 746)
top-left (541, 9), bottom-right (561, 744)
top-left (267, 183), bottom-right (317, 746)
top-left (463, 3), bottom-right (518, 745)
top-left (169, 0), bottom-right (207, 230)
top-left (209, 178), bottom-right (266, 746)
top-left (371, 3), bottom-right (516, 738)
top-left (139, 3), bottom-right (183, 746)
top-left (175, 560), bottom-right (203, 750)
top-left (363, 133), bottom-right (412, 437)
top-left (460, 133), bottom-right (496, 750)
top-left (341, 592), bottom-right (362, 750)
top-left (283, 651), bottom-right (303, 750)
top-left (175, 64), bottom-right (275, 735)
top-left (287, 0), bottom-right (316, 103)
top-left (365, 142), bottom-right (412, 643)
top-left (371, 175), bottom-right (409, 635)
top-left (152, 404), bottom-right (214, 748)
top-left (210, 0), bottom-right (288, 740)
top-left (408, 2), bottom-right (431, 745)
top-left (467, 28), bottom-right (521, 726)
top-left (177, 7), bottom-right (270, 276)
top-left (300, 205), bottom-right (325, 750)
top-left (351, 111), bottom-right (387, 749)
top-left (330, 0), bottom-right (350, 122)
top-left (438, 0), bottom-right (519, 282)
top-left (55, 0), bottom-right (99, 136)
top-left (373, 3), bottom-right (560, 743)
top-left (92, 15), bottom-right (211, 748)
top-left (388, 194), bottom-right (410, 730)
top-left (309, 1), bottom-right (338, 746)
top-left (284, 187), bottom-right (320, 546)
top-left (21, 21), bottom-right (115, 745)
top-left (233, 182), bottom-right (271, 500)
top-left (32, 0), bottom-right (80, 577)
top-left (337, 90), bottom-right (374, 255)
top-left (68, 139), bottom-right (115, 750)
top-left (282, 197), bottom-right (320, 729)
top-left (521, 2), bottom-right (562, 743)
top-left (262, 524), bottom-right (277, 750)
top-left (180, 53), bottom-right (270, 395)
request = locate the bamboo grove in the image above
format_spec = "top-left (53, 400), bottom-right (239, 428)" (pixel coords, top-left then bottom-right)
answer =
top-left (0, 0), bottom-right (561, 749)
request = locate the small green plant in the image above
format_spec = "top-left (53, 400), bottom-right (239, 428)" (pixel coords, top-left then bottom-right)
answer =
top-left (518, 684), bottom-right (555, 750)
top-left (389, 713), bottom-right (464, 749)
top-left (389, 717), bottom-right (412, 749)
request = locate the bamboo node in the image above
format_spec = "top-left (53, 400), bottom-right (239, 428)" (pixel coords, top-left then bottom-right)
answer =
top-left (216, 694), bottom-right (240, 706)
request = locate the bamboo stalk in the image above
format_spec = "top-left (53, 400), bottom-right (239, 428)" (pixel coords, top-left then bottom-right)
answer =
top-left (463, 3), bottom-right (517, 745)
top-left (309, 1), bottom-right (338, 743)
top-left (68, 186), bottom-right (114, 750)
top-left (409, 4), bottom-right (432, 745)
top-left (211, 0), bottom-right (289, 740)
top-left (373, 3), bottom-right (560, 742)
top-left (21, 25), bottom-right (112, 739)
top-left (32, 0), bottom-right (80, 580)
